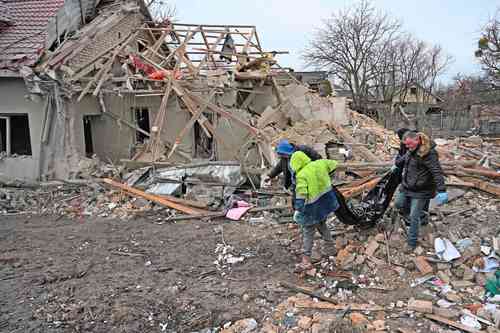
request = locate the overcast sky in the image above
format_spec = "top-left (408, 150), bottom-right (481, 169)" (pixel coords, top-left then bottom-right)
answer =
top-left (167, 0), bottom-right (498, 82)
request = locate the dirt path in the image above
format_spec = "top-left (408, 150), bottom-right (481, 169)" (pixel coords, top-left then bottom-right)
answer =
top-left (0, 215), bottom-right (298, 332)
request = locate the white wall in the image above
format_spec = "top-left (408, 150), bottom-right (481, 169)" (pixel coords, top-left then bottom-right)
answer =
top-left (0, 78), bottom-right (45, 180)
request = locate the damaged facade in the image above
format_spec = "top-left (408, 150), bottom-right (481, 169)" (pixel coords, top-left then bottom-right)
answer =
top-left (0, 0), bottom-right (348, 181)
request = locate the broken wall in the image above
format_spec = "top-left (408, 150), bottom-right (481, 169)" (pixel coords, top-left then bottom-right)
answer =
top-left (0, 78), bottom-right (45, 180)
top-left (74, 94), bottom-right (194, 164)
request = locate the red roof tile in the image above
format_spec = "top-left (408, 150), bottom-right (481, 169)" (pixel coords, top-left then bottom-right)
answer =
top-left (0, 0), bottom-right (64, 70)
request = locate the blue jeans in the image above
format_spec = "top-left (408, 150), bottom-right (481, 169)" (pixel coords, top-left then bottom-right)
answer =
top-left (394, 191), bottom-right (430, 248)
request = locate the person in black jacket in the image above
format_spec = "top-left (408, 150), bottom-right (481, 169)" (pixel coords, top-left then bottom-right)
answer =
top-left (265, 139), bottom-right (322, 189)
top-left (394, 131), bottom-right (448, 251)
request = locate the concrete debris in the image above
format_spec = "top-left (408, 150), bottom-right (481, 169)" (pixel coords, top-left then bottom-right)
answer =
top-left (0, 1), bottom-right (499, 332)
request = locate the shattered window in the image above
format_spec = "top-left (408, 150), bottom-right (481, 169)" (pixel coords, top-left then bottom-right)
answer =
top-left (133, 108), bottom-right (150, 144)
top-left (0, 118), bottom-right (6, 153)
top-left (0, 114), bottom-right (32, 156)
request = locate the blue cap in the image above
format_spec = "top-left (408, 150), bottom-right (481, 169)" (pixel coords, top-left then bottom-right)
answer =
top-left (276, 140), bottom-right (294, 155)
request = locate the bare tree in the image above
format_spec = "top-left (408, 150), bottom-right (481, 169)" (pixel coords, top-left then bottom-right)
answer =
top-left (476, 8), bottom-right (500, 85)
top-left (303, 0), bottom-right (401, 109)
top-left (304, 0), bottom-right (451, 112)
top-left (415, 45), bottom-right (453, 102)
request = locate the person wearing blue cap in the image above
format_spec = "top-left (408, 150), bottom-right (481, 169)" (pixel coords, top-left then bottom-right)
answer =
top-left (265, 139), bottom-right (322, 191)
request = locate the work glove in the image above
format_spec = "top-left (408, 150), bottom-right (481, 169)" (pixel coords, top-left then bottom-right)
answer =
top-left (435, 192), bottom-right (449, 206)
top-left (293, 210), bottom-right (305, 224)
top-left (294, 198), bottom-right (305, 213)
top-left (390, 165), bottom-right (399, 173)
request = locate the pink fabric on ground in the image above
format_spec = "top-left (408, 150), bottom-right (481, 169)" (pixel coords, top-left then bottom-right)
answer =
top-left (226, 201), bottom-right (252, 221)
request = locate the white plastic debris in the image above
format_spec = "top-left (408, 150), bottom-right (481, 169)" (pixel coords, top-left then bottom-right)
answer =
top-left (435, 238), bottom-right (461, 262)
top-left (226, 256), bottom-right (245, 264)
top-left (482, 245), bottom-right (492, 256)
top-left (460, 314), bottom-right (482, 330)
top-left (437, 299), bottom-right (455, 308)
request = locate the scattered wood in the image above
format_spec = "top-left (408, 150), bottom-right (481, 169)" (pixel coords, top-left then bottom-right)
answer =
top-left (446, 207), bottom-right (476, 218)
top-left (167, 88), bottom-right (217, 159)
top-left (341, 177), bottom-right (382, 199)
top-left (280, 281), bottom-right (338, 305)
top-left (425, 314), bottom-right (482, 333)
top-left (159, 194), bottom-right (208, 209)
top-left (293, 299), bottom-right (384, 312)
top-left (102, 178), bottom-right (209, 215)
top-left (450, 177), bottom-right (500, 197)
top-left (168, 205), bottom-right (290, 221)
top-left (384, 231), bottom-right (391, 264)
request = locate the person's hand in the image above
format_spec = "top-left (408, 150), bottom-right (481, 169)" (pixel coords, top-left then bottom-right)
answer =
top-left (435, 192), bottom-right (448, 206)
top-left (390, 165), bottom-right (399, 172)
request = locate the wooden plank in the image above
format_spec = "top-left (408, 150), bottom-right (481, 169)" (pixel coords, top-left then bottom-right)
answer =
top-left (458, 166), bottom-right (500, 179)
top-left (168, 205), bottom-right (289, 221)
top-left (92, 32), bottom-right (138, 97)
top-left (425, 314), bottom-right (482, 333)
top-left (280, 281), bottom-right (338, 305)
top-left (72, 31), bottom-right (133, 74)
top-left (293, 299), bottom-right (384, 312)
top-left (147, 79), bottom-right (174, 161)
top-left (172, 82), bottom-right (213, 138)
top-left (167, 89), bottom-right (217, 159)
top-left (459, 177), bottom-right (500, 197)
top-left (194, 31), bottom-right (226, 76)
top-left (102, 178), bottom-right (208, 215)
top-left (159, 194), bottom-right (208, 209)
top-left (198, 28), bottom-right (220, 69)
top-left (334, 160), bottom-right (478, 171)
top-left (98, 92), bottom-right (150, 138)
top-left (187, 91), bottom-right (260, 136)
top-left (171, 23), bottom-right (256, 29)
top-left (341, 177), bottom-right (382, 199)
top-left (242, 27), bottom-right (255, 54)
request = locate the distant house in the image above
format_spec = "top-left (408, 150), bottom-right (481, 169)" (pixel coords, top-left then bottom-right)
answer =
top-left (330, 83), bottom-right (352, 99)
top-left (291, 71), bottom-right (332, 96)
top-left (391, 83), bottom-right (443, 105)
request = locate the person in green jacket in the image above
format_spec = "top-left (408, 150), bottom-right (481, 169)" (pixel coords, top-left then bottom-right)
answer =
top-left (290, 151), bottom-right (340, 272)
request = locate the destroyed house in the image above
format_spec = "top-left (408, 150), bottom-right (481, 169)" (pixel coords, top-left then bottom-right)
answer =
top-left (0, 0), bottom-right (349, 181)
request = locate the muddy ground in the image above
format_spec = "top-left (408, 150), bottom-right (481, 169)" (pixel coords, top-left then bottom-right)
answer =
top-left (1, 190), bottom-right (498, 333)
top-left (0, 214), bottom-right (302, 332)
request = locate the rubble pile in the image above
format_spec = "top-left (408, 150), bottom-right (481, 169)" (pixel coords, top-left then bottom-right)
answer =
top-left (0, 182), bottom-right (164, 219)
top-left (213, 191), bottom-right (500, 333)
